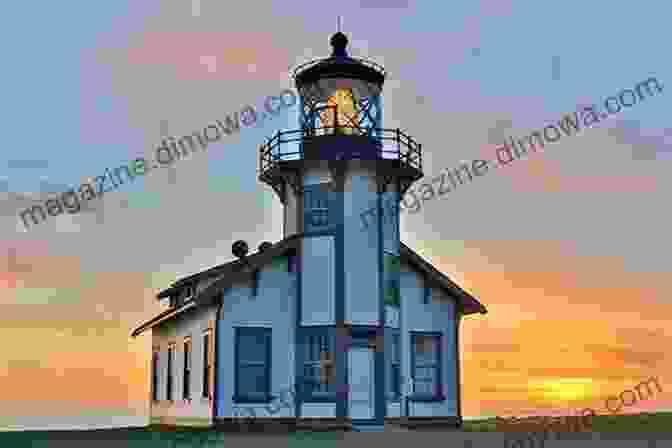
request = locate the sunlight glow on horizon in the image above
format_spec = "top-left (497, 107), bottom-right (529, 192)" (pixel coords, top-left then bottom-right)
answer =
top-left (527, 378), bottom-right (597, 404)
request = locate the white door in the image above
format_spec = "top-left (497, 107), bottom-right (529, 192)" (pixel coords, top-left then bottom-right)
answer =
top-left (348, 347), bottom-right (375, 420)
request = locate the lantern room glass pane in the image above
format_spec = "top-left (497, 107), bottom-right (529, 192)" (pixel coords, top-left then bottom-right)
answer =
top-left (299, 78), bottom-right (382, 135)
top-left (321, 88), bottom-right (359, 134)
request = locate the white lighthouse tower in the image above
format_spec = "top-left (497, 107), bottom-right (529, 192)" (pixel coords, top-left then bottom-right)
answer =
top-left (259, 31), bottom-right (423, 426)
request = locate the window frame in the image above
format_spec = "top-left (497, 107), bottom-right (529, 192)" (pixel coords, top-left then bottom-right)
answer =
top-left (303, 184), bottom-right (333, 232)
top-left (423, 277), bottom-right (431, 305)
top-left (202, 330), bottom-right (212, 399)
top-left (233, 327), bottom-right (272, 403)
top-left (151, 348), bottom-right (159, 402)
top-left (387, 329), bottom-right (401, 401)
top-left (251, 269), bottom-right (260, 298)
top-left (287, 252), bottom-right (297, 273)
top-left (383, 251), bottom-right (401, 307)
top-left (300, 327), bottom-right (336, 403)
top-left (410, 332), bottom-right (445, 402)
top-left (166, 343), bottom-right (175, 402)
top-left (183, 337), bottom-right (192, 400)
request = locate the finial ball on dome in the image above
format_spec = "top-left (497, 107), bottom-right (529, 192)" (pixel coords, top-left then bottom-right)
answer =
top-left (330, 32), bottom-right (348, 56)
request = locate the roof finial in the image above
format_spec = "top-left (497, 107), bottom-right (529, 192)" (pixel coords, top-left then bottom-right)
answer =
top-left (330, 25), bottom-right (349, 57)
top-left (337, 16), bottom-right (341, 33)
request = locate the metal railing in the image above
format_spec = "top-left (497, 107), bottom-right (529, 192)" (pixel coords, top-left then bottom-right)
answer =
top-left (259, 127), bottom-right (422, 177)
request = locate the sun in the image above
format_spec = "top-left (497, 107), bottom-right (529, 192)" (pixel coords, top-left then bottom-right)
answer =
top-left (527, 378), bottom-right (595, 404)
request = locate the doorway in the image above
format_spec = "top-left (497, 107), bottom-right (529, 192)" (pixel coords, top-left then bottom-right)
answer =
top-left (348, 345), bottom-right (375, 420)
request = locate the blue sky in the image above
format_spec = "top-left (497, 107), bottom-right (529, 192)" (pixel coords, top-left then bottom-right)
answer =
top-left (2, 0), bottom-right (669, 195)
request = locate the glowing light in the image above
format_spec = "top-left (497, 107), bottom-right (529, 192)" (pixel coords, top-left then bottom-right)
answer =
top-left (321, 88), bottom-right (359, 134)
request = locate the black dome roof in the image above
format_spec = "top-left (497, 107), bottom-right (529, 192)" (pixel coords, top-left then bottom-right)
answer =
top-left (293, 32), bottom-right (386, 88)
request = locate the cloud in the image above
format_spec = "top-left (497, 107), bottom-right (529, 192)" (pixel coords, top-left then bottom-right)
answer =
top-left (360, 0), bottom-right (409, 8)
top-left (1, 349), bottom-right (146, 410)
top-left (606, 119), bottom-right (672, 161)
top-left (125, 31), bottom-right (291, 81)
top-left (6, 160), bottom-right (49, 169)
top-left (469, 342), bottom-right (522, 353)
top-left (582, 344), bottom-right (666, 369)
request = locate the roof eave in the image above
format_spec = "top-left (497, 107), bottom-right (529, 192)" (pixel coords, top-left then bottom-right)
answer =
top-left (130, 301), bottom-right (197, 338)
top-left (400, 242), bottom-right (487, 317)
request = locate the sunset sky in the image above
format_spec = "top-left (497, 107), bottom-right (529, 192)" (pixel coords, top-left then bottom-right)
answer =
top-left (1, 0), bottom-right (671, 430)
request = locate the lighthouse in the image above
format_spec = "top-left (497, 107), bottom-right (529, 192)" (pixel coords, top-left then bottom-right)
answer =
top-left (260, 31), bottom-right (424, 426)
top-left (134, 30), bottom-right (485, 432)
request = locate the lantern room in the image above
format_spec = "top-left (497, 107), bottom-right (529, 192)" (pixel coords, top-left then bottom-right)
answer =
top-left (293, 32), bottom-right (384, 137)
top-left (258, 32), bottom-right (423, 207)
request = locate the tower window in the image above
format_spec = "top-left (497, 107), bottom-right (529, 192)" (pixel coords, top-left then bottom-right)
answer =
top-left (389, 331), bottom-right (401, 400)
top-left (251, 270), bottom-right (260, 298)
top-left (384, 252), bottom-right (401, 307)
top-left (301, 328), bottom-right (336, 401)
top-left (423, 278), bottom-right (431, 305)
top-left (303, 185), bottom-right (332, 231)
top-left (288, 253), bottom-right (298, 273)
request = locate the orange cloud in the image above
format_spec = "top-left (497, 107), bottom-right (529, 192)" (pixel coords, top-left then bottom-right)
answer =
top-left (1, 349), bottom-right (147, 411)
top-left (126, 31), bottom-right (290, 81)
top-left (0, 272), bottom-right (17, 289)
top-left (0, 240), bottom-right (52, 290)
top-left (473, 140), bottom-right (659, 193)
top-left (433, 240), bottom-right (672, 418)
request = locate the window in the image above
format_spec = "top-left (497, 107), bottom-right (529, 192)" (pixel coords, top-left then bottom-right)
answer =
top-left (166, 343), bottom-right (175, 401)
top-left (288, 253), bottom-right (298, 273)
top-left (322, 88), bottom-right (360, 135)
top-left (172, 285), bottom-right (194, 308)
top-left (384, 253), bottom-right (401, 307)
top-left (423, 278), bottom-right (431, 305)
top-left (183, 338), bottom-right (191, 400)
top-left (388, 330), bottom-right (401, 400)
top-left (303, 184), bottom-right (331, 231)
top-left (301, 328), bottom-right (336, 401)
top-left (234, 327), bottom-right (272, 402)
top-left (251, 270), bottom-right (259, 298)
top-left (411, 333), bottom-right (443, 401)
top-left (151, 349), bottom-right (159, 402)
top-left (202, 331), bottom-right (212, 398)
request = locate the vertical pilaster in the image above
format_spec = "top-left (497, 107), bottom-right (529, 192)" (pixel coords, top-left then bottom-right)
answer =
top-left (333, 165), bottom-right (347, 423)
top-left (376, 184), bottom-right (386, 425)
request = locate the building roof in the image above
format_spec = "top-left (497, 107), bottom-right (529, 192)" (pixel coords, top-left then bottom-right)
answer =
top-left (155, 233), bottom-right (303, 298)
top-left (130, 301), bottom-right (197, 338)
top-left (131, 234), bottom-right (486, 337)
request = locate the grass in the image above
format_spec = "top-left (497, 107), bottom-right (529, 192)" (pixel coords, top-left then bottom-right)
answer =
top-left (2, 413), bottom-right (671, 447)
top-left (462, 412), bottom-right (672, 433)
top-left (0, 425), bottom-right (343, 448)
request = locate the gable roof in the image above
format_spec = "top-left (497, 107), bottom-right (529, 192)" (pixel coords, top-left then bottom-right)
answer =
top-left (155, 233), bottom-right (303, 299)
top-left (131, 234), bottom-right (486, 337)
top-left (399, 242), bottom-right (486, 315)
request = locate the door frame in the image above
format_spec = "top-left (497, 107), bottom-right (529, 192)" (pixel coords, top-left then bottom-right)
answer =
top-left (348, 336), bottom-right (376, 422)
